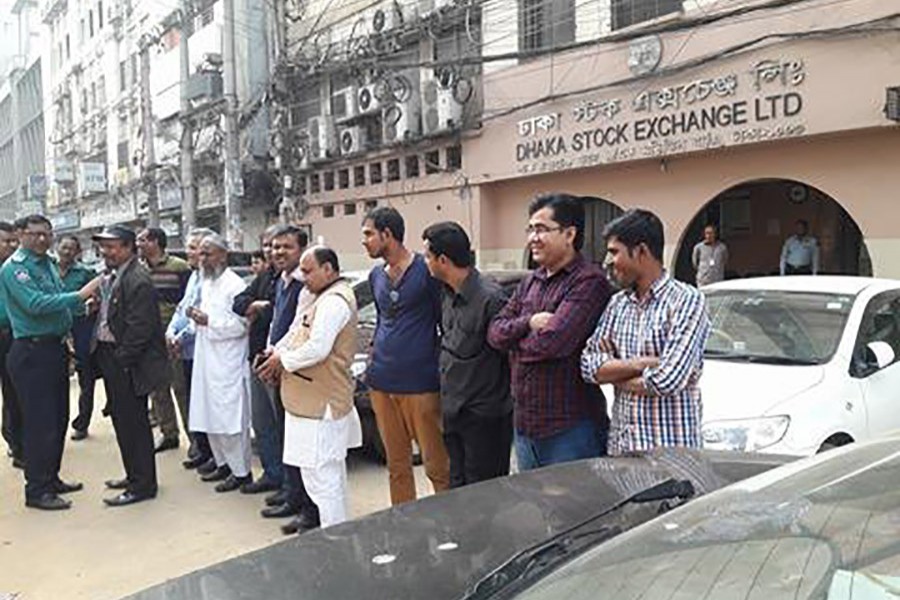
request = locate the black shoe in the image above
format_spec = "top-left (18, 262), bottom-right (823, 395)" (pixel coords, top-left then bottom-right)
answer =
top-left (261, 503), bottom-right (299, 519)
top-left (196, 457), bottom-right (218, 476)
top-left (11, 456), bottom-right (25, 470)
top-left (215, 474), bottom-right (252, 493)
top-left (26, 493), bottom-right (71, 511)
top-left (103, 490), bottom-right (156, 507)
top-left (105, 478), bottom-right (129, 490)
top-left (182, 454), bottom-right (211, 470)
top-left (53, 480), bottom-right (84, 494)
top-left (281, 512), bottom-right (320, 535)
top-left (200, 465), bottom-right (231, 483)
top-left (154, 436), bottom-right (180, 453)
top-left (241, 477), bottom-right (280, 495)
top-left (265, 490), bottom-right (288, 507)
top-left (70, 429), bottom-right (88, 441)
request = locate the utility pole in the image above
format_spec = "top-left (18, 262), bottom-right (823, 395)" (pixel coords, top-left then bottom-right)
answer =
top-left (222, 0), bottom-right (243, 249)
top-left (179, 0), bottom-right (196, 241)
top-left (139, 34), bottom-right (159, 227)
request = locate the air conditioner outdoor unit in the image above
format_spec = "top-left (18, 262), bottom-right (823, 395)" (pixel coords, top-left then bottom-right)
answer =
top-left (357, 83), bottom-right (383, 116)
top-left (372, 3), bottom-right (402, 33)
top-left (421, 78), bottom-right (463, 136)
top-left (419, 0), bottom-right (454, 18)
top-left (338, 126), bottom-right (367, 156)
top-left (308, 116), bottom-right (336, 161)
top-left (332, 86), bottom-right (359, 121)
top-left (383, 98), bottom-right (421, 144)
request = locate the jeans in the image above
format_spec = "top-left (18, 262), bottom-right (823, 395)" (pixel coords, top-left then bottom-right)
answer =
top-left (250, 373), bottom-right (283, 483)
top-left (514, 419), bottom-right (608, 472)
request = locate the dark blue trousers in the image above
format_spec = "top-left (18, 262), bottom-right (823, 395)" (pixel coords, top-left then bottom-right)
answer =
top-left (7, 338), bottom-right (69, 500)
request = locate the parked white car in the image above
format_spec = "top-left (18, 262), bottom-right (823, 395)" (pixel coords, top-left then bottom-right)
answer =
top-left (700, 276), bottom-right (900, 456)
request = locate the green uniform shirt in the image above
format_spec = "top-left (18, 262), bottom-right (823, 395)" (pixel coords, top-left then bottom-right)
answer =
top-left (145, 254), bottom-right (190, 327)
top-left (0, 248), bottom-right (82, 339)
top-left (58, 261), bottom-right (96, 317)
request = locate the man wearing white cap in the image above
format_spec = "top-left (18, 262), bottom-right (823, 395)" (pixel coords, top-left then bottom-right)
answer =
top-left (187, 233), bottom-right (254, 492)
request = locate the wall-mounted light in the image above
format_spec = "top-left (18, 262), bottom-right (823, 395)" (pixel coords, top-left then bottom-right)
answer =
top-left (885, 86), bottom-right (900, 122)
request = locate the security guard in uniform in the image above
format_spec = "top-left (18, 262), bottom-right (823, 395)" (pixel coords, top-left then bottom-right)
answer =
top-left (0, 215), bottom-right (101, 510)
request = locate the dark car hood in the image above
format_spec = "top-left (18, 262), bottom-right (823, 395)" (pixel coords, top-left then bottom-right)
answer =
top-left (123, 450), bottom-right (790, 600)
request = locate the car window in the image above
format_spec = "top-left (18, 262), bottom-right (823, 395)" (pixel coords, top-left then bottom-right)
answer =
top-left (852, 291), bottom-right (900, 376)
top-left (705, 291), bottom-right (853, 363)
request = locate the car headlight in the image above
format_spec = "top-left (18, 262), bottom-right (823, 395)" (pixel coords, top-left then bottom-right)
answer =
top-left (702, 416), bottom-right (790, 452)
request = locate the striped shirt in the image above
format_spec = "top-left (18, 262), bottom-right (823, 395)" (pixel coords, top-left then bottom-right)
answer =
top-left (581, 274), bottom-right (709, 455)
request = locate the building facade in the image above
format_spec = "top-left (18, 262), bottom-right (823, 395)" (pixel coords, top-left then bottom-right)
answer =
top-left (292, 0), bottom-right (900, 281)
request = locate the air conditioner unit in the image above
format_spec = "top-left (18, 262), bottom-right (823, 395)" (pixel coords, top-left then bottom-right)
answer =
top-left (383, 99), bottom-right (421, 144)
top-left (419, 0), bottom-right (454, 18)
top-left (332, 86), bottom-right (359, 121)
top-left (421, 78), bottom-right (463, 136)
top-left (338, 126), bottom-right (367, 156)
top-left (357, 83), bottom-right (383, 116)
top-left (372, 3), bottom-right (402, 33)
top-left (307, 116), bottom-right (336, 161)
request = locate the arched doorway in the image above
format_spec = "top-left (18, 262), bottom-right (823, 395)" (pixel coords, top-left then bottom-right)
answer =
top-left (674, 179), bottom-right (871, 283)
top-left (523, 196), bottom-right (624, 268)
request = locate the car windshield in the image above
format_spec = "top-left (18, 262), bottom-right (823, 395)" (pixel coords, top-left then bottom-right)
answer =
top-left (513, 439), bottom-right (900, 599)
top-left (704, 290), bottom-right (854, 364)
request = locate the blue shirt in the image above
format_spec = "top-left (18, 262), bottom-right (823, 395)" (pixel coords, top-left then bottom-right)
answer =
top-left (367, 254), bottom-right (441, 394)
top-left (166, 270), bottom-right (202, 359)
top-left (0, 247), bottom-right (82, 338)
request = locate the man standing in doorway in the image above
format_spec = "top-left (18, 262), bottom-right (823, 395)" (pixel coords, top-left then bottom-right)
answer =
top-left (488, 194), bottom-right (612, 471)
top-left (691, 224), bottom-right (728, 287)
top-left (58, 235), bottom-right (100, 441)
top-left (422, 222), bottom-right (513, 488)
top-left (92, 225), bottom-right (168, 506)
top-left (581, 209), bottom-right (710, 455)
top-left (165, 227), bottom-right (215, 471)
top-left (362, 207), bottom-right (449, 506)
top-left (0, 215), bottom-right (100, 510)
top-left (257, 246), bottom-right (362, 530)
top-left (780, 219), bottom-right (820, 276)
top-left (188, 234), bottom-right (253, 493)
top-left (137, 227), bottom-right (191, 454)
top-left (0, 221), bottom-right (22, 469)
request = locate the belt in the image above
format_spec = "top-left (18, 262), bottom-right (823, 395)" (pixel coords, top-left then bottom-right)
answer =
top-left (16, 335), bottom-right (63, 345)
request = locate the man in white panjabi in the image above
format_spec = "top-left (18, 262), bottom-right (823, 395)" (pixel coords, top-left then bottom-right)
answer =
top-left (257, 245), bottom-right (362, 530)
top-left (188, 234), bottom-right (254, 493)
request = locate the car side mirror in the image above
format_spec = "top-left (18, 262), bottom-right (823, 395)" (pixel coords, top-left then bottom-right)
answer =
top-left (866, 341), bottom-right (896, 371)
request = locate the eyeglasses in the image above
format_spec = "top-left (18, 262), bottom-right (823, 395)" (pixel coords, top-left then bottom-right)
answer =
top-left (525, 225), bottom-right (565, 237)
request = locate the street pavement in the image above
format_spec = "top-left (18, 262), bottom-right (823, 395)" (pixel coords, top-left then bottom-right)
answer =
top-left (0, 381), bottom-right (435, 600)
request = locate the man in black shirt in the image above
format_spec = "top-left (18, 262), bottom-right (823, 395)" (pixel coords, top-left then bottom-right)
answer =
top-left (422, 222), bottom-right (513, 488)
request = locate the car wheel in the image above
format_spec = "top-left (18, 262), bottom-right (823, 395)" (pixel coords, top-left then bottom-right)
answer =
top-left (818, 433), bottom-right (854, 453)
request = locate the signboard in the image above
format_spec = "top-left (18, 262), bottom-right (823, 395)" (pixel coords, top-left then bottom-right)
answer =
top-left (158, 182), bottom-right (182, 211)
top-left (512, 57), bottom-right (808, 176)
top-left (54, 159), bottom-right (75, 183)
top-left (49, 210), bottom-right (80, 231)
top-left (16, 200), bottom-right (43, 218)
top-left (81, 197), bottom-right (136, 228)
top-left (27, 174), bottom-right (48, 199)
top-left (77, 162), bottom-right (107, 195)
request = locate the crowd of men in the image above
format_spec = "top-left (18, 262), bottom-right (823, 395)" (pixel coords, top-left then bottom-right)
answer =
top-left (1, 194), bottom-right (714, 536)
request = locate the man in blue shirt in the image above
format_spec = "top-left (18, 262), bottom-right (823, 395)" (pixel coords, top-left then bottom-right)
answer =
top-left (361, 207), bottom-right (449, 506)
top-left (0, 215), bottom-right (100, 510)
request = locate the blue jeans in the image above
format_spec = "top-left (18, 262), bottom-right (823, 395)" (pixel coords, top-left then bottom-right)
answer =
top-left (250, 373), bottom-right (283, 483)
top-left (515, 419), bottom-right (608, 471)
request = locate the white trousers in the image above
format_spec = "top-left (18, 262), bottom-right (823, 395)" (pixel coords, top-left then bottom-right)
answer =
top-left (304, 459), bottom-right (349, 528)
top-left (208, 429), bottom-right (251, 477)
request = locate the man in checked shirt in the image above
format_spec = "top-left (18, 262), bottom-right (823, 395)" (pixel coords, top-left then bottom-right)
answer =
top-left (488, 194), bottom-right (612, 470)
top-left (581, 209), bottom-right (710, 455)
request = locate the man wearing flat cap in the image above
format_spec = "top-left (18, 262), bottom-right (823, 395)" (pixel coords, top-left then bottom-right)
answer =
top-left (92, 224), bottom-right (169, 506)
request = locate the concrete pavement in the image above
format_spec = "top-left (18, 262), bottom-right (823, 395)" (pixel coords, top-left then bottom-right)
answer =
top-left (0, 382), bottom-right (435, 600)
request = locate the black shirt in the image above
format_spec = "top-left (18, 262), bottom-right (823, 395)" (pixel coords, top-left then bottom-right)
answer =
top-left (439, 269), bottom-right (513, 426)
top-left (232, 266), bottom-right (277, 361)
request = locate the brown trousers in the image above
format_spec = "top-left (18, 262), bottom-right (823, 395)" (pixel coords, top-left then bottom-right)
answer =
top-left (150, 355), bottom-right (188, 440)
top-left (370, 390), bottom-right (450, 505)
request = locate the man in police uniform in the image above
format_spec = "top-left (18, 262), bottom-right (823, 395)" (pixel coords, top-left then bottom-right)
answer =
top-left (0, 215), bottom-right (101, 510)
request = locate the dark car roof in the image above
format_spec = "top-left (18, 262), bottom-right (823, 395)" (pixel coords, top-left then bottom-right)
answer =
top-left (122, 449), bottom-right (791, 600)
